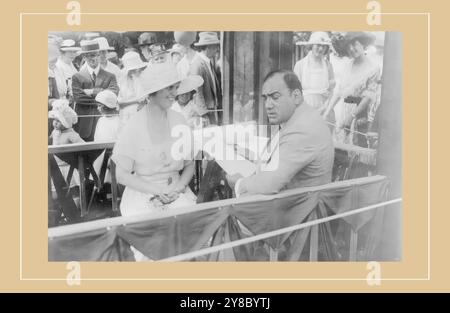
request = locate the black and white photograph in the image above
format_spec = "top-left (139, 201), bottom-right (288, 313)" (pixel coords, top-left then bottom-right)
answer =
top-left (47, 31), bottom-right (402, 262)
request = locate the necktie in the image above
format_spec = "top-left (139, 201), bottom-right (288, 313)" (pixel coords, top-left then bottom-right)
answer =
top-left (92, 72), bottom-right (97, 84)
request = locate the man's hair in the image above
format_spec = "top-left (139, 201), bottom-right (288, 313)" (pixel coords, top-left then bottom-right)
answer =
top-left (263, 70), bottom-right (303, 93)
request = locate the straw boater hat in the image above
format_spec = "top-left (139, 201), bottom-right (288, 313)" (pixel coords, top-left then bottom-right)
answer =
top-left (79, 40), bottom-right (101, 54)
top-left (137, 62), bottom-right (202, 97)
top-left (296, 31), bottom-right (332, 46)
top-left (176, 75), bottom-right (203, 95)
top-left (48, 99), bottom-right (78, 128)
top-left (174, 31), bottom-right (197, 46)
top-left (84, 32), bottom-right (100, 40)
top-left (93, 37), bottom-right (115, 51)
top-left (60, 39), bottom-right (81, 52)
top-left (95, 90), bottom-right (118, 109)
top-left (194, 32), bottom-right (220, 46)
top-left (121, 51), bottom-right (148, 72)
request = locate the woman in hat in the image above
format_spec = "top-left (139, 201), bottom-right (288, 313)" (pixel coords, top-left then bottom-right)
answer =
top-left (117, 51), bottom-right (148, 128)
top-left (93, 90), bottom-right (121, 185)
top-left (171, 74), bottom-right (208, 129)
top-left (293, 32), bottom-right (336, 127)
top-left (323, 31), bottom-right (381, 147)
top-left (111, 62), bottom-right (197, 217)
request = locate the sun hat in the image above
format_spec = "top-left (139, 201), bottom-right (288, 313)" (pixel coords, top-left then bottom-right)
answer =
top-left (176, 75), bottom-right (204, 95)
top-left (296, 32), bottom-right (331, 46)
top-left (48, 99), bottom-right (78, 128)
top-left (174, 31), bottom-right (197, 46)
top-left (194, 32), bottom-right (220, 46)
top-left (95, 90), bottom-right (118, 109)
top-left (148, 44), bottom-right (169, 58)
top-left (138, 62), bottom-right (193, 96)
top-left (343, 32), bottom-right (376, 48)
top-left (138, 32), bottom-right (159, 47)
top-left (79, 40), bottom-right (101, 54)
top-left (121, 51), bottom-right (148, 72)
top-left (59, 39), bottom-right (81, 52)
top-left (93, 37), bottom-right (115, 51)
top-left (169, 44), bottom-right (184, 56)
top-left (107, 51), bottom-right (118, 60)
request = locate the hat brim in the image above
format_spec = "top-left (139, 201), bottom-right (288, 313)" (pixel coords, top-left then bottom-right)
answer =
top-left (343, 32), bottom-right (376, 47)
top-left (48, 110), bottom-right (70, 128)
top-left (140, 77), bottom-right (182, 96)
top-left (296, 41), bottom-right (331, 46)
top-left (176, 75), bottom-right (204, 95)
top-left (79, 49), bottom-right (101, 54)
top-left (61, 47), bottom-right (82, 52)
top-left (194, 40), bottom-right (220, 46)
top-left (124, 63), bottom-right (148, 72)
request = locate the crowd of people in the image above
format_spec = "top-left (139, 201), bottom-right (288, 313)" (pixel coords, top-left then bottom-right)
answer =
top-left (48, 31), bottom-right (383, 223)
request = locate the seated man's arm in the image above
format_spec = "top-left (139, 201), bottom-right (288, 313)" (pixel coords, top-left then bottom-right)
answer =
top-left (239, 131), bottom-right (317, 195)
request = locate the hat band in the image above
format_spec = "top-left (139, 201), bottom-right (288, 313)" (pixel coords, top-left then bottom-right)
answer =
top-left (81, 43), bottom-right (100, 52)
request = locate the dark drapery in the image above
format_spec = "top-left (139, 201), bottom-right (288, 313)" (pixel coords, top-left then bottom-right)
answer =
top-left (49, 177), bottom-right (389, 261)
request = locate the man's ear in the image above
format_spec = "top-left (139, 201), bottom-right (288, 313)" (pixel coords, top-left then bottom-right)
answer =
top-left (292, 89), bottom-right (303, 104)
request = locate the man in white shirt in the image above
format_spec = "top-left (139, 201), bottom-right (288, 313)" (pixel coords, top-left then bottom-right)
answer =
top-left (55, 39), bottom-right (80, 100)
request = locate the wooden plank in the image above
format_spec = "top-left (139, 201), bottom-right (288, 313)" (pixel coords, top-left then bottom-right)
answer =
top-left (349, 228), bottom-right (358, 261)
top-left (48, 175), bottom-right (387, 238)
top-left (269, 247), bottom-right (278, 262)
top-left (48, 141), bottom-right (115, 154)
top-left (109, 161), bottom-right (119, 213)
top-left (309, 211), bottom-right (319, 261)
top-left (77, 154), bottom-right (87, 217)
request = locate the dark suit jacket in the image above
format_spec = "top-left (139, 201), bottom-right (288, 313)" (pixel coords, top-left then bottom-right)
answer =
top-left (189, 54), bottom-right (222, 124)
top-left (241, 104), bottom-right (335, 195)
top-left (72, 67), bottom-right (119, 141)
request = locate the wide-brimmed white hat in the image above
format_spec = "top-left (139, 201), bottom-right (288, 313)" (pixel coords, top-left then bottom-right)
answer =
top-left (121, 51), bottom-right (148, 72)
top-left (48, 99), bottom-right (78, 128)
top-left (94, 37), bottom-right (115, 51)
top-left (95, 90), bottom-right (118, 109)
top-left (176, 75), bottom-right (204, 95)
top-left (194, 32), bottom-right (220, 46)
top-left (296, 31), bottom-right (332, 46)
top-left (138, 62), bottom-right (192, 96)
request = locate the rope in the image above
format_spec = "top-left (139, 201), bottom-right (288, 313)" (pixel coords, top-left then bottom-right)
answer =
top-left (325, 121), bottom-right (373, 138)
top-left (158, 198), bottom-right (401, 262)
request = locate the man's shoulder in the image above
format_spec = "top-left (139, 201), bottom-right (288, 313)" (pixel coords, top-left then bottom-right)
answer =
top-left (284, 105), bottom-right (330, 140)
top-left (99, 67), bottom-right (116, 79)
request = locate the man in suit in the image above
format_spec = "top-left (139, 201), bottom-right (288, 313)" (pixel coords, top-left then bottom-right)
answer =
top-left (72, 40), bottom-right (119, 141)
top-left (227, 70), bottom-right (334, 195)
top-left (189, 32), bottom-right (222, 125)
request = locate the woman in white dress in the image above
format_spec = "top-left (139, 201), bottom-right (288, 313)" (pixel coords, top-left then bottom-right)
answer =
top-left (323, 32), bottom-right (381, 147)
top-left (112, 62), bottom-right (197, 218)
top-left (294, 32), bottom-right (336, 129)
